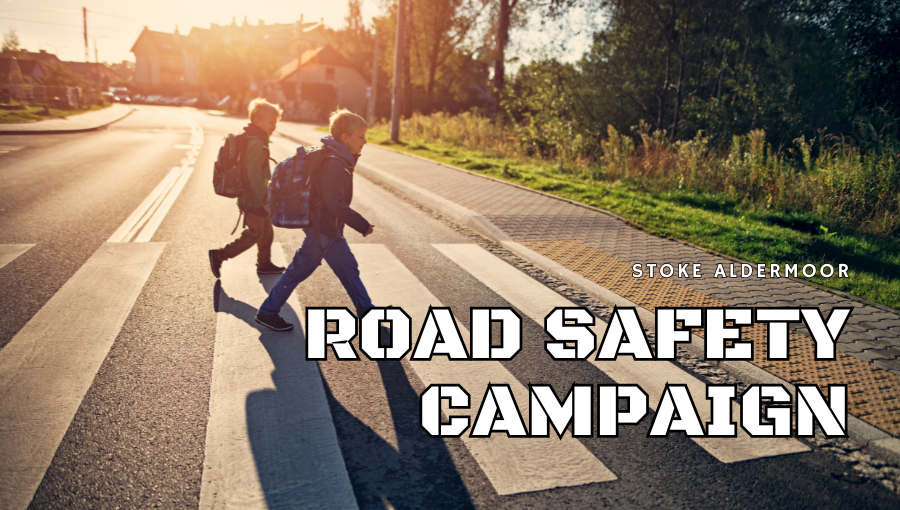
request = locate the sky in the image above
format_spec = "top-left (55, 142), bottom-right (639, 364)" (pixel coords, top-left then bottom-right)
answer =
top-left (1, 0), bottom-right (602, 70)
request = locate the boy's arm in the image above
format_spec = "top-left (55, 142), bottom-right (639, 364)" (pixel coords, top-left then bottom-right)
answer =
top-left (244, 138), bottom-right (269, 206)
top-left (319, 159), bottom-right (371, 234)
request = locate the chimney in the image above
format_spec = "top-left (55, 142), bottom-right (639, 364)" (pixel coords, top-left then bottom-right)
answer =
top-left (243, 15), bottom-right (248, 26)
top-left (259, 19), bottom-right (265, 26)
top-left (174, 25), bottom-right (180, 35)
top-left (231, 16), bottom-right (236, 26)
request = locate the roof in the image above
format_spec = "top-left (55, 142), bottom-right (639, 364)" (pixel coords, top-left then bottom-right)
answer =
top-left (130, 27), bottom-right (184, 56)
top-left (131, 21), bottom-right (327, 58)
top-left (65, 62), bottom-right (120, 81)
top-left (18, 50), bottom-right (62, 65)
top-left (272, 45), bottom-right (364, 83)
top-left (0, 58), bottom-right (44, 77)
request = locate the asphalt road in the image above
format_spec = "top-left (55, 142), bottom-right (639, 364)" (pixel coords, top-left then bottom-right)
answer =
top-left (0, 105), bottom-right (898, 509)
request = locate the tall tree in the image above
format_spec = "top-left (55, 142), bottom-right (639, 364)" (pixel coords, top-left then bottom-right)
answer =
top-left (1, 29), bottom-right (23, 58)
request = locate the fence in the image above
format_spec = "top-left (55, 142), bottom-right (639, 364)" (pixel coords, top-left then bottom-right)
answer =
top-left (0, 85), bottom-right (104, 110)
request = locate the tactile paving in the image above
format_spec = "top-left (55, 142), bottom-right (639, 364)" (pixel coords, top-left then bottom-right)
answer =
top-left (523, 239), bottom-right (900, 436)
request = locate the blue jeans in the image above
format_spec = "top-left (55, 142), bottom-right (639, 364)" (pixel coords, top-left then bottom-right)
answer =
top-left (259, 228), bottom-right (373, 317)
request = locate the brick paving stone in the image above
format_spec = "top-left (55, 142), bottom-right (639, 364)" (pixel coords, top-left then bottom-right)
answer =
top-left (838, 342), bottom-right (867, 354)
top-left (853, 350), bottom-right (891, 362)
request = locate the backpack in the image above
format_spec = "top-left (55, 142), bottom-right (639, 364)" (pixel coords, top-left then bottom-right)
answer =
top-left (267, 145), bottom-right (330, 228)
top-left (212, 133), bottom-right (249, 198)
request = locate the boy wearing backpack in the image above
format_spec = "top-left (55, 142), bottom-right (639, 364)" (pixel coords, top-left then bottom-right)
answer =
top-left (209, 98), bottom-right (286, 278)
top-left (255, 109), bottom-right (374, 331)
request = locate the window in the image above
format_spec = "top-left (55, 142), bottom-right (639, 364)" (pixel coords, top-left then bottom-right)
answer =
top-left (325, 67), bottom-right (335, 80)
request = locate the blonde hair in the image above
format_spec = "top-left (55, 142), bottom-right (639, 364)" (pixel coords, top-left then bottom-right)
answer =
top-left (329, 108), bottom-right (367, 140)
top-left (248, 98), bottom-right (283, 123)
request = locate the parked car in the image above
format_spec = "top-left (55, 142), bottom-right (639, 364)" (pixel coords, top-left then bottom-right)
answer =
top-left (110, 87), bottom-right (131, 103)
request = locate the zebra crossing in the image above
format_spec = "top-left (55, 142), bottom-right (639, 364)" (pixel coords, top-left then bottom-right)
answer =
top-left (0, 235), bottom-right (823, 509)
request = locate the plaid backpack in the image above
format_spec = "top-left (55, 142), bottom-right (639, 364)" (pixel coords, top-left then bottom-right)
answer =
top-left (267, 145), bottom-right (330, 228)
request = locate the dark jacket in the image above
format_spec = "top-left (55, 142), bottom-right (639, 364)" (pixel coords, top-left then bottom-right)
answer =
top-left (309, 148), bottom-right (371, 239)
top-left (236, 124), bottom-right (271, 216)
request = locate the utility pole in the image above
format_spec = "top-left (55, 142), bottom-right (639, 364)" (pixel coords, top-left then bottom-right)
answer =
top-left (83, 7), bottom-right (88, 63)
top-left (295, 15), bottom-right (304, 120)
top-left (390, 0), bottom-right (405, 142)
top-left (367, 31), bottom-right (378, 125)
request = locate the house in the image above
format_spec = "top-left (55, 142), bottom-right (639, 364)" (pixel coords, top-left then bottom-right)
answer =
top-left (130, 17), bottom-right (329, 97)
top-left (1, 58), bottom-right (45, 99)
top-left (64, 62), bottom-right (120, 89)
top-left (270, 45), bottom-right (369, 120)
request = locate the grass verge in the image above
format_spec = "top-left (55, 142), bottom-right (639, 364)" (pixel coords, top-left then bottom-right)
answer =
top-left (0, 103), bottom-right (111, 124)
top-left (353, 124), bottom-right (900, 310)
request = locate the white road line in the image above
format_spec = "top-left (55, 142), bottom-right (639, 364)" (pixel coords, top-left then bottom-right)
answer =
top-left (201, 245), bottom-right (358, 510)
top-left (353, 244), bottom-right (617, 496)
top-left (434, 244), bottom-right (810, 463)
top-left (0, 244), bottom-right (34, 271)
top-left (0, 242), bottom-right (165, 510)
top-left (108, 113), bottom-right (203, 243)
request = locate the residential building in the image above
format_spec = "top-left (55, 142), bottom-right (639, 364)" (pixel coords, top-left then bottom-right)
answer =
top-left (130, 17), bottom-right (329, 98)
top-left (270, 45), bottom-right (369, 120)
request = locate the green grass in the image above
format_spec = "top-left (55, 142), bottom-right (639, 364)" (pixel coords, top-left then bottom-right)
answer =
top-left (0, 103), bottom-right (111, 123)
top-left (356, 124), bottom-right (900, 310)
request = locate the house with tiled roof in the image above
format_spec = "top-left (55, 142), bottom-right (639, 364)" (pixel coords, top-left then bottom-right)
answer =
top-left (130, 16), bottom-right (329, 97)
top-left (0, 58), bottom-right (45, 99)
top-left (270, 45), bottom-right (369, 120)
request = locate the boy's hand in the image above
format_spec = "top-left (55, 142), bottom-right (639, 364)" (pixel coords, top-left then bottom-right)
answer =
top-left (364, 225), bottom-right (375, 237)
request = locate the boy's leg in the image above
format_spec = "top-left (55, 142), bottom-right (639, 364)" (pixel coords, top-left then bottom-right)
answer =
top-left (252, 213), bottom-right (275, 267)
top-left (257, 229), bottom-right (324, 316)
top-left (323, 238), bottom-right (373, 317)
top-left (217, 213), bottom-right (264, 261)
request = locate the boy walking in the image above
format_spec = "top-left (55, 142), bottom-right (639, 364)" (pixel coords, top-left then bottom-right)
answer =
top-left (209, 98), bottom-right (286, 278)
top-left (255, 109), bottom-right (375, 331)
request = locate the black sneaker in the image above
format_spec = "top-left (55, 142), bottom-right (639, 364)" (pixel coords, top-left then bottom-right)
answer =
top-left (255, 312), bottom-right (294, 331)
top-left (209, 249), bottom-right (223, 279)
top-left (257, 262), bottom-right (286, 275)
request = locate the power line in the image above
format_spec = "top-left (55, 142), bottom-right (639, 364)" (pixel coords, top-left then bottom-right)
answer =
top-left (0, 15), bottom-right (133, 32)
top-left (2, 0), bottom-right (77, 13)
top-left (2, 1), bottom-right (145, 23)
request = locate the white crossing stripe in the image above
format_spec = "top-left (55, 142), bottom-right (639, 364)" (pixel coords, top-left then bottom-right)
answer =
top-left (108, 113), bottom-right (203, 243)
top-left (353, 244), bottom-right (617, 496)
top-left (201, 244), bottom-right (358, 510)
top-left (0, 242), bottom-right (165, 510)
top-left (433, 244), bottom-right (810, 463)
top-left (0, 244), bottom-right (34, 271)
top-left (0, 146), bottom-right (23, 155)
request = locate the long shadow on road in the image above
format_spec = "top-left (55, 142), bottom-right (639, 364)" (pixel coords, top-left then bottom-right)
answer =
top-left (321, 359), bottom-right (476, 510)
top-left (219, 275), bottom-right (474, 509)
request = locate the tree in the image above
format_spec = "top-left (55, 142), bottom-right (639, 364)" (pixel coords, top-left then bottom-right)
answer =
top-left (198, 39), bottom-right (276, 111)
top-left (2, 28), bottom-right (23, 58)
top-left (372, 0), bottom-right (489, 115)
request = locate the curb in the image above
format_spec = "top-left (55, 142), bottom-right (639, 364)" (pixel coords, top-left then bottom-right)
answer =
top-left (0, 107), bottom-right (136, 135)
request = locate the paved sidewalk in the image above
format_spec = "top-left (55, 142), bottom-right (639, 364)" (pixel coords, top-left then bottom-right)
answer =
top-left (275, 121), bottom-right (900, 449)
top-left (0, 103), bottom-right (134, 134)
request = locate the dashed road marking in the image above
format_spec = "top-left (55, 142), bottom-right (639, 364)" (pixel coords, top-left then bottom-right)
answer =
top-left (108, 113), bottom-right (203, 243)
